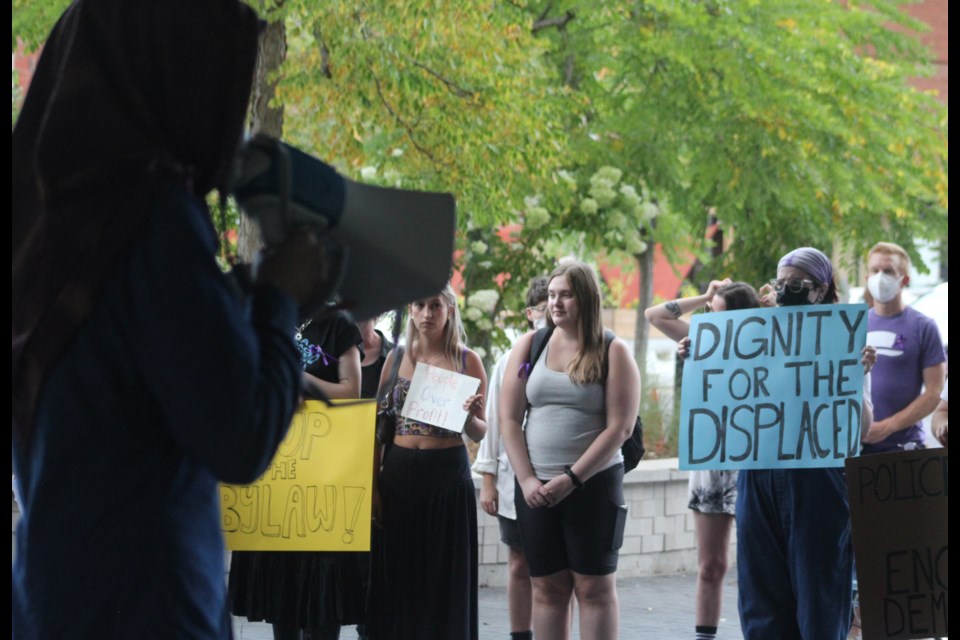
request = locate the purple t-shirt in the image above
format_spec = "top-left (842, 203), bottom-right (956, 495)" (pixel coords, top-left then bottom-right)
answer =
top-left (865, 306), bottom-right (946, 452)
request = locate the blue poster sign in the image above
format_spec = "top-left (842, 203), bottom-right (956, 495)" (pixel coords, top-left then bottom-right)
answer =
top-left (679, 304), bottom-right (868, 470)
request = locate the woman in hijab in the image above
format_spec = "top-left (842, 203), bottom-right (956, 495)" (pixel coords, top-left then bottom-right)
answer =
top-left (12, 2), bottom-right (328, 638)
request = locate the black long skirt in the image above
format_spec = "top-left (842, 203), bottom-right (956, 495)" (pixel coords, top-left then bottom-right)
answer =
top-left (228, 549), bottom-right (368, 630)
top-left (367, 444), bottom-right (479, 640)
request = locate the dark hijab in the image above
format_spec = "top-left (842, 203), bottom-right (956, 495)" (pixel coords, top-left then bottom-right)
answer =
top-left (12, 0), bottom-right (261, 443)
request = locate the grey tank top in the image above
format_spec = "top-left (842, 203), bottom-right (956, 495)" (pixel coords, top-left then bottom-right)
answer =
top-left (524, 342), bottom-right (623, 480)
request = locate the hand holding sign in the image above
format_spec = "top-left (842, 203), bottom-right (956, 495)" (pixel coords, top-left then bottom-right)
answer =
top-left (679, 304), bottom-right (869, 470)
top-left (220, 400), bottom-right (376, 551)
top-left (400, 363), bottom-right (481, 433)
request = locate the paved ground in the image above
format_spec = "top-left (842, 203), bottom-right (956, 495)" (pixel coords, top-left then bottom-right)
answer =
top-left (233, 572), bottom-right (745, 639)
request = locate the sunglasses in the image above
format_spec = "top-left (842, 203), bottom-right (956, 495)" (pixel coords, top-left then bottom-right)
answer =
top-left (769, 278), bottom-right (816, 293)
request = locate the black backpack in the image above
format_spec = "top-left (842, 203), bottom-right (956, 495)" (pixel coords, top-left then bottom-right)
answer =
top-left (527, 327), bottom-right (645, 472)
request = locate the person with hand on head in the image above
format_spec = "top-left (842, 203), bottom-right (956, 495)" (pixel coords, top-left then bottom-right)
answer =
top-left (11, 1), bottom-right (332, 638)
top-left (228, 308), bottom-right (365, 640)
top-left (367, 284), bottom-right (487, 640)
top-left (473, 275), bottom-right (549, 640)
top-left (861, 242), bottom-right (946, 454)
top-left (499, 261), bottom-right (641, 640)
top-left (735, 247), bottom-right (877, 640)
top-left (646, 278), bottom-right (760, 640)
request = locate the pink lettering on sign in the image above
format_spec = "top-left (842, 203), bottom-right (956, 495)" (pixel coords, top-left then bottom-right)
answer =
top-left (404, 400), bottom-right (450, 428)
top-left (426, 367), bottom-right (460, 391)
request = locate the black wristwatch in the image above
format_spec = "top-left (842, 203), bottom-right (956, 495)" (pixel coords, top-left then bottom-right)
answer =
top-left (563, 465), bottom-right (584, 490)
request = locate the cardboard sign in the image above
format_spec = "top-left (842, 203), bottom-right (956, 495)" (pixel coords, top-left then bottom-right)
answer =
top-left (220, 400), bottom-right (376, 551)
top-left (399, 362), bottom-right (480, 433)
top-left (679, 304), bottom-right (868, 470)
top-left (846, 449), bottom-right (948, 640)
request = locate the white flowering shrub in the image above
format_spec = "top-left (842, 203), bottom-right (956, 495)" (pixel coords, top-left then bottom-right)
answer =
top-left (466, 289), bottom-right (499, 314)
top-left (525, 206), bottom-right (550, 229)
top-left (577, 166), bottom-right (660, 262)
top-left (458, 285), bottom-right (507, 369)
top-left (456, 165), bottom-right (680, 368)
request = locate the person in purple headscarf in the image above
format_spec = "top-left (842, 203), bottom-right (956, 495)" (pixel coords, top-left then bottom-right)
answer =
top-left (757, 246), bottom-right (838, 308)
top-left (735, 247), bottom-right (877, 640)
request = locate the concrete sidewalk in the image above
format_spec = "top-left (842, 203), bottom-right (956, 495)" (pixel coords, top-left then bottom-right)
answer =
top-left (233, 572), bottom-right (745, 639)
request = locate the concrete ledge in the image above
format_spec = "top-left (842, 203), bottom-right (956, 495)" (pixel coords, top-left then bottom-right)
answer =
top-left (14, 458), bottom-right (730, 587)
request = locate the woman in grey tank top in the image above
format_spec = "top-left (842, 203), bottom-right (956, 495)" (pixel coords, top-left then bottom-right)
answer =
top-left (499, 261), bottom-right (641, 640)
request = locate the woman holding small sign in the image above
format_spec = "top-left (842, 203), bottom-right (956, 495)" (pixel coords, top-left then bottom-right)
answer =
top-left (367, 284), bottom-right (487, 640)
top-left (646, 279), bottom-right (760, 640)
top-left (735, 247), bottom-right (876, 640)
top-left (499, 261), bottom-right (641, 640)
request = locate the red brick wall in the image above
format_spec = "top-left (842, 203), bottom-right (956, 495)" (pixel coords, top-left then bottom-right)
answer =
top-left (13, 41), bottom-right (40, 95)
top-left (896, 0), bottom-right (948, 103)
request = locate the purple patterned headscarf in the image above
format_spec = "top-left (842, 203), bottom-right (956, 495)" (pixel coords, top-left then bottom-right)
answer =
top-left (777, 247), bottom-right (833, 285)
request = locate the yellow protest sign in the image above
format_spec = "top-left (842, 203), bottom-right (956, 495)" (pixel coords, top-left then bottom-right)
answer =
top-left (220, 399), bottom-right (376, 551)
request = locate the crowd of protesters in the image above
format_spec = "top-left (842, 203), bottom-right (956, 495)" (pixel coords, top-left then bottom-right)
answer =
top-left (11, 1), bottom-right (945, 639)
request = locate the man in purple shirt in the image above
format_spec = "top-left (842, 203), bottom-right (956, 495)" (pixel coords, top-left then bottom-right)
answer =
top-left (862, 241), bottom-right (946, 454)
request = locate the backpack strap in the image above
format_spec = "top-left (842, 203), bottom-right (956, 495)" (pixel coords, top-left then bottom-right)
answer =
top-left (376, 345), bottom-right (405, 407)
top-left (521, 327), bottom-right (553, 378)
top-left (524, 328), bottom-right (614, 382)
top-left (601, 329), bottom-right (616, 386)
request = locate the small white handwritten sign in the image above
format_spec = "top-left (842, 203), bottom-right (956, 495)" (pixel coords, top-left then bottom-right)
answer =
top-left (400, 362), bottom-right (481, 433)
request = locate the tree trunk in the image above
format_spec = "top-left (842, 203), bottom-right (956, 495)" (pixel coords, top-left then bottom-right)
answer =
top-left (237, 18), bottom-right (286, 263)
top-left (634, 247), bottom-right (654, 393)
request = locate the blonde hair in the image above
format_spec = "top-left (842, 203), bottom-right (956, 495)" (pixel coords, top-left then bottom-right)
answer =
top-left (867, 242), bottom-right (911, 277)
top-left (405, 283), bottom-right (468, 369)
top-left (548, 261), bottom-right (605, 385)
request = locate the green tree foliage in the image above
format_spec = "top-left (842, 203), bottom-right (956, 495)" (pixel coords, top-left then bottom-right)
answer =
top-left (457, 162), bottom-right (697, 370)
top-left (14, 0), bottom-right (947, 306)
top-left (273, 1), bottom-right (568, 230)
top-left (523, 0), bottom-right (948, 286)
top-left (12, 0), bottom-right (68, 50)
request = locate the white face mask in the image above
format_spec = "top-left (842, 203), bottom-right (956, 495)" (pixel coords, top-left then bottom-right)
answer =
top-left (867, 272), bottom-right (902, 304)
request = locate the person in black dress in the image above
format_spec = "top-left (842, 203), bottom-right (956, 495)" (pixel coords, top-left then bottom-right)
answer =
top-left (229, 309), bottom-right (364, 640)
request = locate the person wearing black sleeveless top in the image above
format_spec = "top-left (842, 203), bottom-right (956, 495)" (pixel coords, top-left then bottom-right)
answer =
top-left (359, 317), bottom-right (393, 401)
top-left (229, 309), bottom-right (364, 640)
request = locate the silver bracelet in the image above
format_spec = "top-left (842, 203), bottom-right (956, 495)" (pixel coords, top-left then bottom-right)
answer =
top-left (665, 300), bottom-right (682, 319)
